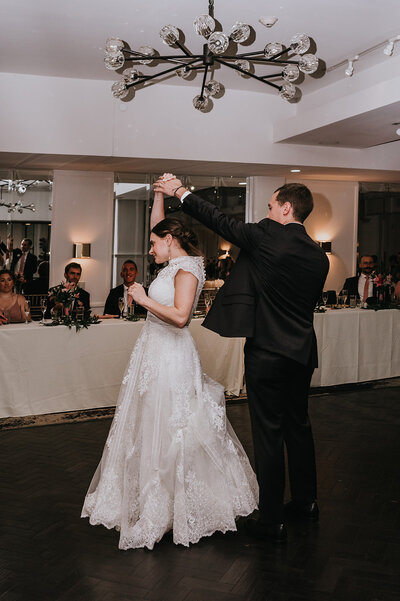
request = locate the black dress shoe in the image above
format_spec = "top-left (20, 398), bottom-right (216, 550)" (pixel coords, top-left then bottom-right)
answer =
top-left (244, 519), bottom-right (287, 543)
top-left (284, 500), bottom-right (319, 521)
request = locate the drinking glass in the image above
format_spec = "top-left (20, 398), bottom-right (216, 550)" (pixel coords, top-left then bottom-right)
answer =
top-left (128, 303), bottom-right (135, 318)
top-left (349, 295), bottom-right (357, 308)
top-left (118, 297), bottom-right (125, 318)
top-left (40, 297), bottom-right (47, 324)
top-left (341, 289), bottom-right (348, 307)
top-left (322, 291), bottom-right (328, 307)
top-left (76, 306), bottom-right (84, 322)
top-left (24, 300), bottom-right (30, 323)
top-left (204, 292), bottom-right (211, 314)
top-left (338, 294), bottom-right (346, 308)
top-left (51, 307), bottom-right (60, 323)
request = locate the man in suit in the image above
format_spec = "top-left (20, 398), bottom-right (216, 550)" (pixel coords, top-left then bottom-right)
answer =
top-left (11, 238), bottom-right (38, 291)
top-left (342, 255), bottom-right (375, 302)
top-left (155, 177), bottom-right (329, 543)
top-left (46, 262), bottom-right (90, 318)
top-left (103, 260), bottom-right (146, 317)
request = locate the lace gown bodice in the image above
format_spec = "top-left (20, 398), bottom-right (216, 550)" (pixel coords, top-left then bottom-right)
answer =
top-left (146, 255), bottom-right (204, 326)
top-left (82, 255), bottom-right (258, 550)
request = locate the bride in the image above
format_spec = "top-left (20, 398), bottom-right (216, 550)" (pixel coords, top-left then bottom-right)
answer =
top-left (81, 176), bottom-right (258, 550)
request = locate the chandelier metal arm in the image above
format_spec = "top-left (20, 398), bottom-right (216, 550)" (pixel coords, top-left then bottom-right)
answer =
top-left (199, 64), bottom-right (209, 100)
top-left (174, 40), bottom-right (194, 58)
top-left (215, 58), bottom-right (282, 91)
top-left (125, 58), bottom-right (203, 88)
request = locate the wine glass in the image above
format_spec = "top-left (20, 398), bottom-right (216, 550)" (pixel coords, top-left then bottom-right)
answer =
top-left (118, 296), bottom-right (125, 319)
top-left (24, 300), bottom-right (30, 323)
top-left (40, 297), bottom-right (47, 324)
top-left (322, 291), bottom-right (328, 307)
top-left (204, 292), bottom-right (211, 314)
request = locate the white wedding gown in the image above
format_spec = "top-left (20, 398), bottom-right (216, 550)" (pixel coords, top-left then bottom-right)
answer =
top-left (81, 256), bottom-right (258, 549)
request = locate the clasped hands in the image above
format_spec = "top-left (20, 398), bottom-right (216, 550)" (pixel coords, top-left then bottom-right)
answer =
top-left (153, 173), bottom-right (187, 198)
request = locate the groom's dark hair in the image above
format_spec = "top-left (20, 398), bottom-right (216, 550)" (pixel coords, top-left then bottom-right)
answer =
top-left (274, 183), bottom-right (313, 223)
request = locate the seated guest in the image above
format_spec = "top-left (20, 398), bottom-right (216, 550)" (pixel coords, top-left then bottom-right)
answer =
top-left (46, 262), bottom-right (90, 318)
top-left (0, 270), bottom-right (32, 323)
top-left (395, 280), bottom-right (400, 301)
top-left (24, 261), bottom-right (50, 294)
top-left (10, 238), bottom-right (38, 291)
top-left (342, 255), bottom-right (375, 302)
top-left (103, 260), bottom-right (146, 317)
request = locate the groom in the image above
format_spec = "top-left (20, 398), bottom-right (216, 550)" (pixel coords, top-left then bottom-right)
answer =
top-left (155, 176), bottom-right (329, 543)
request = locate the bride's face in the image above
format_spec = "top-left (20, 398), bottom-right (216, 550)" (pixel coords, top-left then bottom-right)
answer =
top-left (149, 233), bottom-right (171, 264)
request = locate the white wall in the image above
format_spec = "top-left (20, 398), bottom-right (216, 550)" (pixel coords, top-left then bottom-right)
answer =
top-left (1, 71), bottom-right (400, 172)
top-left (50, 170), bottom-right (114, 310)
top-left (286, 178), bottom-right (359, 292)
top-left (248, 177), bottom-right (359, 292)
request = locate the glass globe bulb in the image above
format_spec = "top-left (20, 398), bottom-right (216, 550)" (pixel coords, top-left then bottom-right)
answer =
top-left (279, 83), bottom-right (297, 100)
top-left (207, 32), bottom-right (229, 55)
top-left (299, 54), bottom-right (319, 74)
top-left (193, 95), bottom-right (210, 111)
top-left (264, 43), bottom-right (283, 59)
top-left (229, 22), bottom-right (250, 44)
top-left (289, 33), bottom-right (310, 55)
top-left (176, 66), bottom-right (191, 79)
top-left (193, 15), bottom-right (215, 38)
top-left (282, 64), bottom-right (300, 82)
top-left (122, 67), bottom-right (141, 83)
top-left (105, 37), bottom-right (124, 54)
top-left (138, 46), bottom-right (156, 65)
top-left (112, 81), bottom-right (129, 99)
top-left (204, 80), bottom-right (221, 97)
top-left (160, 25), bottom-right (179, 46)
top-left (234, 59), bottom-right (250, 76)
top-left (104, 51), bottom-right (125, 70)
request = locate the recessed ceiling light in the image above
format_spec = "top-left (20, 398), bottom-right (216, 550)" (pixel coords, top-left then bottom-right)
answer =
top-left (239, 182), bottom-right (247, 185)
top-left (290, 169), bottom-right (301, 173)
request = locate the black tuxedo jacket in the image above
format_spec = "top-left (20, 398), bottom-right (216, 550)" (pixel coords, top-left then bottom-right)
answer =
top-left (104, 284), bottom-right (147, 316)
top-left (11, 249), bottom-right (37, 281)
top-left (182, 193), bottom-right (329, 367)
top-left (343, 276), bottom-right (359, 297)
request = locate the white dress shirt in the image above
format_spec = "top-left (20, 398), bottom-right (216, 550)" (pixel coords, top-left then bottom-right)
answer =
top-left (15, 251), bottom-right (29, 274)
top-left (358, 273), bottom-right (374, 299)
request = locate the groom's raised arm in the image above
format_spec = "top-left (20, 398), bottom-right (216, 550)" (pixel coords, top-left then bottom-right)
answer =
top-left (154, 175), bottom-right (263, 253)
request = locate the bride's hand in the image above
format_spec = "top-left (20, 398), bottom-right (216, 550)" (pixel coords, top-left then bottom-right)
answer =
top-left (128, 283), bottom-right (147, 305)
top-left (154, 173), bottom-right (184, 197)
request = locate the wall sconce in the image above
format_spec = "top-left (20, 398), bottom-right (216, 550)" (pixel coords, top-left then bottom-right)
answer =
top-left (219, 249), bottom-right (231, 259)
top-left (73, 243), bottom-right (91, 258)
top-left (318, 241), bottom-right (332, 254)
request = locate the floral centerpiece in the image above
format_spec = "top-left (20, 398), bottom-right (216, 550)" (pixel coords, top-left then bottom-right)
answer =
top-left (365, 272), bottom-right (398, 310)
top-left (48, 282), bottom-right (83, 314)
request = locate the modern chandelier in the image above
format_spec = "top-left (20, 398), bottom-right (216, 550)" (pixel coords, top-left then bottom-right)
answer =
top-left (104, 0), bottom-right (322, 111)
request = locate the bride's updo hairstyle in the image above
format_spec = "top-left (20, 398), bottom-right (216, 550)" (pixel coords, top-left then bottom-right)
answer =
top-left (152, 218), bottom-right (203, 256)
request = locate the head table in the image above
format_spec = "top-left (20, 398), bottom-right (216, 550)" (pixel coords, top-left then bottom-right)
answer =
top-left (0, 309), bottom-right (399, 418)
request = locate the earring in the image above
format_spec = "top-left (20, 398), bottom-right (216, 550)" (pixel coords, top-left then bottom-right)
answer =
top-left (168, 249), bottom-right (171, 262)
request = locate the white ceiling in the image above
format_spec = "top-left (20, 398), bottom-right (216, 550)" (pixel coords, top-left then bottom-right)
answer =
top-left (0, 0), bottom-right (399, 159)
top-left (0, 0), bottom-right (399, 87)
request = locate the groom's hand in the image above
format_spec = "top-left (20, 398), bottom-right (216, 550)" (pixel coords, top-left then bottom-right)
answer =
top-left (154, 174), bottom-right (187, 199)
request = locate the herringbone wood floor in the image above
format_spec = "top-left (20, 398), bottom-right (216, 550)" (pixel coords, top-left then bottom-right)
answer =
top-left (1, 386), bottom-right (399, 601)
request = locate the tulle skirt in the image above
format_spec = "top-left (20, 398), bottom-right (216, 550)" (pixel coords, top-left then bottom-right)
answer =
top-left (81, 318), bottom-right (258, 549)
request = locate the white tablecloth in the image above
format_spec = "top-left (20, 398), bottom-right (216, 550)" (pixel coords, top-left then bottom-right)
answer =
top-left (311, 308), bottom-right (400, 387)
top-left (1, 310), bottom-right (398, 418)
top-left (0, 318), bottom-right (245, 418)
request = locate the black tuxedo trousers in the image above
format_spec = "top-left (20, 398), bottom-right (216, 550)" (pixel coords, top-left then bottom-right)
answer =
top-left (245, 344), bottom-right (316, 523)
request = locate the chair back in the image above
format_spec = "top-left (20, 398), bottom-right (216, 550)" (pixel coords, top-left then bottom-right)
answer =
top-left (24, 293), bottom-right (47, 321)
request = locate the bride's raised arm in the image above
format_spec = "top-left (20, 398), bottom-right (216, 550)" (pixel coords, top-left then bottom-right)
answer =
top-left (150, 190), bottom-right (165, 230)
top-left (151, 173), bottom-right (177, 229)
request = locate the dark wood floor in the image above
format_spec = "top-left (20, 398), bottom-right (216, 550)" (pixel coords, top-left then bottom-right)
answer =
top-left (1, 385), bottom-right (399, 601)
